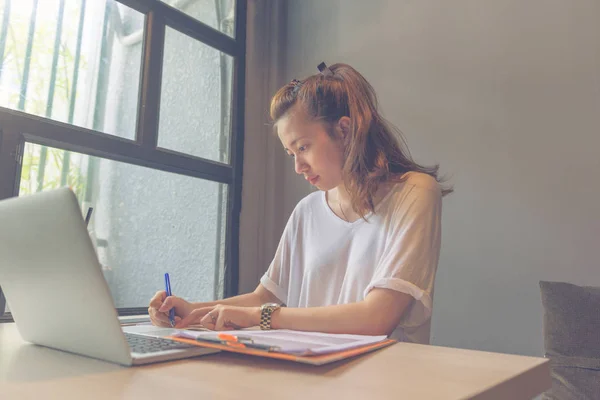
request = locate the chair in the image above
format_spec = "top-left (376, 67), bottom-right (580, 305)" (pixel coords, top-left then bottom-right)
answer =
top-left (0, 288), bottom-right (5, 317)
top-left (539, 281), bottom-right (600, 399)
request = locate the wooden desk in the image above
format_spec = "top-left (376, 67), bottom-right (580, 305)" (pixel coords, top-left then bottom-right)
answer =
top-left (0, 323), bottom-right (550, 399)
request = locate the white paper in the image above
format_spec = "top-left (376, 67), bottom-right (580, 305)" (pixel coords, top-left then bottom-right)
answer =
top-left (173, 329), bottom-right (387, 355)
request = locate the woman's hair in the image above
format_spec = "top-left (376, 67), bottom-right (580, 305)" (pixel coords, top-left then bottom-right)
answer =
top-left (270, 62), bottom-right (452, 218)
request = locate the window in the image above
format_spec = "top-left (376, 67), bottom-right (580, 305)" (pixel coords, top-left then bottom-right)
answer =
top-left (0, 0), bottom-right (246, 319)
top-left (161, 0), bottom-right (235, 38)
top-left (0, 1), bottom-right (144, 139)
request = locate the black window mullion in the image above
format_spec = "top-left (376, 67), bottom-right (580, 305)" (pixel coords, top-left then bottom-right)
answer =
top-left (0, 108), bottom-right (233, 185)
top-left (224, 0), bottom-right (247, 298)
top-left (0, 129), bottom-right (23, 200)
top-left (118, 0), bottom-right (239, 57)
top-left (137, 10), bottom-right (165, 149)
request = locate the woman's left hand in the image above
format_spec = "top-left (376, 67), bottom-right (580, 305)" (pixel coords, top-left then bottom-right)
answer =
top-left (175, 304), bottom-right (261, 330)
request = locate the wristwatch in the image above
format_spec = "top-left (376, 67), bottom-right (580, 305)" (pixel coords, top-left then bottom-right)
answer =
top-left (260, 303), bottom-right (281, 330)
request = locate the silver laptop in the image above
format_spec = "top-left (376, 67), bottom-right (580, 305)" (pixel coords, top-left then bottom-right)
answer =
top-left (0, 188), bottom-right (219, 366)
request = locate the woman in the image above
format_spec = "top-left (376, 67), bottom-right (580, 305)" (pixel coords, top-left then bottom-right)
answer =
top-left (148, 62), bottom-right (451, 344)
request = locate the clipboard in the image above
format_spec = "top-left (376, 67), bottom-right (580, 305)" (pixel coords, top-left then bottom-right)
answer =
top-left (168, 335), bottom-right (397, 365)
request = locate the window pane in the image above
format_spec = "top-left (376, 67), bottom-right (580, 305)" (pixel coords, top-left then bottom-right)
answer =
top-left (19, 142), bottom-right (228, 307)
top-left (158, 27), bottom-right (233, 163)
top-left (0, 1), bottom-right (144, 140)
top-left (161, 0), bottom-right (235, 38)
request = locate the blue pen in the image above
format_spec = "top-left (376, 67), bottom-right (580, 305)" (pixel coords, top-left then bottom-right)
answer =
top-left (164, 273), bottom-right (175, 327)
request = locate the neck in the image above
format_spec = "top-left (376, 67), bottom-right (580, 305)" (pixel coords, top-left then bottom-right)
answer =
top-left (328, 184), bottom-right (352, 209)
top-left (328, 181), bottom-right (395, 213)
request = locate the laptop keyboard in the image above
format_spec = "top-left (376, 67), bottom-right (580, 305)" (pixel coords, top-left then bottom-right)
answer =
top-left (124, 332), bottom-right (197, 354)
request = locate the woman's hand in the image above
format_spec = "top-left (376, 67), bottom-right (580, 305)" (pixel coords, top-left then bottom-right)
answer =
top-left (176, 304), bottom-right (261, 330)
top-left (148, 290), bottom-right (194, 327)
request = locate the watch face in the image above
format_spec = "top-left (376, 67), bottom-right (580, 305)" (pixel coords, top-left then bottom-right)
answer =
top-left (263, 303), bottom-right (279, 309)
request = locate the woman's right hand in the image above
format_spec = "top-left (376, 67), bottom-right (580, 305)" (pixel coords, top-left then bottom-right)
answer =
top-left (148, 290), bottom-right (193, 327)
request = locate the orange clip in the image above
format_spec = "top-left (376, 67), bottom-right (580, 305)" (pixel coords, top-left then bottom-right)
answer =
top-left (217, 333), bottom-right (238, 342)
top-left (217, 333), bottom-right (247, 348)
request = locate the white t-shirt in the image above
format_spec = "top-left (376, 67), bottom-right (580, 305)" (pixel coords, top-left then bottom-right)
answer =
top-left (260, 172), bottom-right (442, 344)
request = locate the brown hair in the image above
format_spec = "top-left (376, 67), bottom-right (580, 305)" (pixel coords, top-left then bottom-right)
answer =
top-left (270, 63), bottom-right (452, 218)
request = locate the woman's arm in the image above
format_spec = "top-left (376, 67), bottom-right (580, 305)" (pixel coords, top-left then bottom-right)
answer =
top-left (190, 284), bottom-right (280, 308)
top-left (149, 284), bottom-right (279, 327)
top-left (271, 288), bottom-right (413, 336)
top-left (189, 285), bottom-right (413, 336)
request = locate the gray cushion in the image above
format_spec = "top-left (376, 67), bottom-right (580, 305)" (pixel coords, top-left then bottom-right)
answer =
top-left (0, 288), bottom-right (5, 317)
top-left (539, 281), bottom-right (600, 400)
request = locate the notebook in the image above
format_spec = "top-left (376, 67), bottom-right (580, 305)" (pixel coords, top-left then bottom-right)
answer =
top-left (170, 329), bottom-right (396, 365)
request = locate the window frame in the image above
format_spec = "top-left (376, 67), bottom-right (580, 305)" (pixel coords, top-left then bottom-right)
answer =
top-left (0, 0), bottom-right (246, 321)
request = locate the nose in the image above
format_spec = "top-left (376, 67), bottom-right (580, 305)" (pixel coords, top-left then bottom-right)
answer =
top-left (295, 155), bottom-right (307, 175)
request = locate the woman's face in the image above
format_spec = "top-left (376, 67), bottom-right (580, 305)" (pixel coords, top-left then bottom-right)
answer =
top-left (277, 108), bottom-right (346, 191)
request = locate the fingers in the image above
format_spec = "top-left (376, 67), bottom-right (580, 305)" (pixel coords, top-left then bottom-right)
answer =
top-left (198, 307), bottom-right (217, 329)
top-left (148, 306), bottom-right (170, 327)
top-left (153, 311), bottom-right (170, 325)
top-left (197, 306), bottom-right (239, 331)
top-left (176, 307), bottom-right (212, 329)
top-left (158, 296), bottom-right (175, 313)
top-left (148, 291), bottom-right (170, 327)
top-left (214, 310), bottom-right (227, 331)
top-left (155, 316), bottom-right (182, 328)
top-left (149, 290), bottom-right (167, 309)
top-left (224, 320), bottom-right (243, 330)
top-left (154, 318), bottom-right (171, 327)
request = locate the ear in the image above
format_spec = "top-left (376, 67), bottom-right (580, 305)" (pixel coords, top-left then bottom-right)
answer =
top-left (336, 116), bottom-right (351, 139)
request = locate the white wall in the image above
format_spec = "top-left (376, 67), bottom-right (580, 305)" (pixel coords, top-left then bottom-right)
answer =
top-left (276, 0), bottom-right (600, 356)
